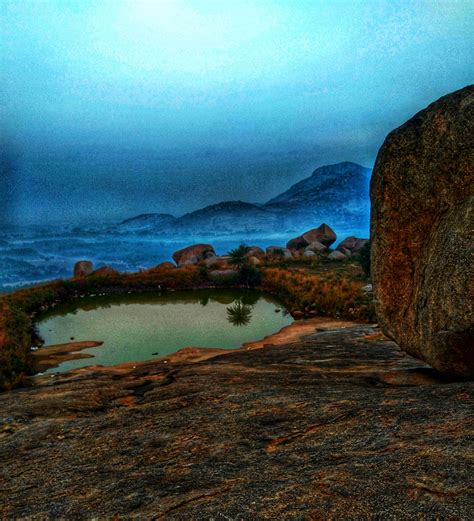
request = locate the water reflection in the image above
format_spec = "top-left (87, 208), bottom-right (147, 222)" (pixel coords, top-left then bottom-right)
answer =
top-left (226, 300), bottom-right (253, 327)
top-left (36, 289), bottom-right (292, 373)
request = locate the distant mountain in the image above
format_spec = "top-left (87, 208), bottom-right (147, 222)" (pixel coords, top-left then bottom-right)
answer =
top-left (173, 201), bottom-right (279, 234)
top-left (114, 162), bottom-right (372, 236)
top-left (265, 162), bottom-right (371, 226)
top-left (117, 213), bottom-right (176, 231)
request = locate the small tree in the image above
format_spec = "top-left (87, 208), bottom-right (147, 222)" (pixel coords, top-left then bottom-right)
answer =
top-left (228, 244), bottom-right (251, 270)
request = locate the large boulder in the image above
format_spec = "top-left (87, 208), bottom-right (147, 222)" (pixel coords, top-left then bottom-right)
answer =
top-left (302, 224), bottom-right (336, 247)
top-left (73, 260), bottom-right (93, 278)
top-left (336, 236), bottom-right (369, 255)
top-left (371, 85), bottom-right (474, 378)
top-left (286, 224), bottom-right (336, 250)
top-left (286, 235), bottom-right (308, 251)
top-left (172, 244), bottom-right (216, 267)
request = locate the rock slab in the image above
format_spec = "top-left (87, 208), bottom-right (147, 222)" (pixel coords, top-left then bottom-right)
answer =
top-left (0, 325), bottom-right (472, 519)
top-left (371, 85), bottom-right (474, 378)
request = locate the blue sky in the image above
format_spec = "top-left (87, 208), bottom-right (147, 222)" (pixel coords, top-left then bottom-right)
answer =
top-left (1, 0), bottom-right (473, 224)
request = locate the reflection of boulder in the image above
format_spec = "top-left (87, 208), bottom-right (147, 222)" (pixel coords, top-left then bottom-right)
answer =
top-left (209, 292), bottom-right (239, 305)
top-left (74, 260), bottom-right (93, 278)
top-left (240, 293), bottom-right (260, 306)
top-left (371, 86), bottom-right (474, 378)
top-left (172, 244), bottom-right (216, 267)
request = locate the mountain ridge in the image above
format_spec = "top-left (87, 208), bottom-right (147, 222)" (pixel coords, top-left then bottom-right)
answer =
top-left (116, 162), bottom-right (372, 235)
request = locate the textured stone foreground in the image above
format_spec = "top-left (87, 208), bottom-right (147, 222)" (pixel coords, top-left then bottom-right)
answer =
top-left (1, 324), bottom-right (473, 519)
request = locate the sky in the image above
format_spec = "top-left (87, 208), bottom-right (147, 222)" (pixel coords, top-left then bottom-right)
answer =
top-left (1, 0), bottom-right (473, 225)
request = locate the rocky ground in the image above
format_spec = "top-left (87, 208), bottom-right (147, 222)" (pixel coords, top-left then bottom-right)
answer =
top-left (1, 323), bottom-right (473, 519)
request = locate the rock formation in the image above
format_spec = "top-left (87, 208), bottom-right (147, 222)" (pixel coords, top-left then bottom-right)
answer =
top-left (1, 323), bottom-right (472, 518)
top-left (172, 244), bottom-right (216, 267)
top-left (371, 85), bottom-right (474, 378)
top-left (336, 236), bottom-right (369, 255)
top-left (305, 240), bottom-right (327, 253)
top-left (287, 224), bottom-right (336, 251)
top-left (73, 260), bottom-right (93, 278)
top-left (327, 251), bottom-right (346, 261)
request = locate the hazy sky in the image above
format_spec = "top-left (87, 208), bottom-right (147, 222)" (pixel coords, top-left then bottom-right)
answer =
top-left (1, 0), bottom-right (473, 224)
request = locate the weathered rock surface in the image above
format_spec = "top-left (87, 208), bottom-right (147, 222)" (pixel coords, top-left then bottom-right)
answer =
top-left (328, 251), bottom-right (347, 261)
top-left (287, 224), bottom-right (337, 251)
top-left (371, 85), bottom-right (474, 378)
top-left (172, 244), bottom-right (216, 267)
top-left (302, 223), bottom-right (337, 247)
top-left (247, 246), bottom-right (265, 257)
top-left (73, 260), bottom-right (93, 278)
top-left (336, 236), bottom-right (369, 255)
top-left (305, 240), bottom-right (327, 253)
top-left (1, 324), bottom-right (472, 519)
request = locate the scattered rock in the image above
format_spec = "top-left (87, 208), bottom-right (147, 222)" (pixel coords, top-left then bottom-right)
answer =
top-left (362, 284), bottom-right (373, 294)
top-left (302, 223), bottom-right (337, 247)
top-left (73, 260), bottom-right (93, 278)
top-left (247, 246), bottom-right (265, 257)
top-left (248, 256), bottom-right (261, 266)
top-left (266, 246), bottom-right (292, 258)
top-left (327, 251), bottom-right (346, 261)
top-left (172, 244), bottom-right (216, 267)
top-left (287, 224), bottom-right (337, 251)
top-left (371, 85), bottom-right (474, 378)
top-left (203, 254), bottom-right (220, 267)
top-left (336, 236), bottom-right (369, 255)
top-left (291, 310), bottom-right (304, 319)
top-left (303, 250), bottom-right (316, 258)
top-left (286, 235), bottom-right (309, 250)
top-left (305, 241), bottom-right (327, 253)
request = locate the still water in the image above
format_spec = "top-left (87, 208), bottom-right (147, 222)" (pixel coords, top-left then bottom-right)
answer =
top-left (37, 289), bottom-right (292, 373)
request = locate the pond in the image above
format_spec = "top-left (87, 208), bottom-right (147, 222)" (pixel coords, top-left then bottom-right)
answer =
top-left (37, 289), bottom-right (292, 373)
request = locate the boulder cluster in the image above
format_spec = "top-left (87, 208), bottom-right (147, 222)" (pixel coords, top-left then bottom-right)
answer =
top-left (166, 223), bottom-right (367, 270)
top-left (72, 224), bottom-right (368, 281)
